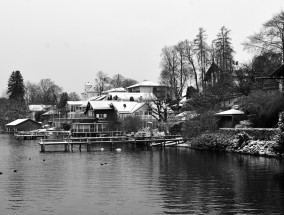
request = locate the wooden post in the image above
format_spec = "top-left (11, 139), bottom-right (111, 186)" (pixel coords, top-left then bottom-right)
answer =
top-left (79, 144), bottom-right (81, 152)
top-left (41, 144), bottom-right (45, 153)
top-left (110, 138), bottom-right (114, 151)
top-left (87, 139), bottom-right (91, 152)
top-left (64, 144), bottom-right (68, 152)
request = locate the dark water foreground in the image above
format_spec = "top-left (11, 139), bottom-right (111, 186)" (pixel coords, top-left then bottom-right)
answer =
top-left (0, 134), bottom-right (283, 215)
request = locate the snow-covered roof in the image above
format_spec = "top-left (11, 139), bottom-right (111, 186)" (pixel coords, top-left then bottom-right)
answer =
top-left (29, 105), bottom-right (50, 112)
top-left (215, 109), bottom-right (244, 116)
top-left (111, 102), bottom-right (145, 114)
top-left (88, 101), bottom-right (113, 110)
top-left (106, 92), bottom-right (156, 101)
top-left (126, 80), bottom-right (165, 89)
top-left (175, 111), bottom-right (198, 121)
top-left (42, 110), bottom-right (57, 115)
top-left (88, 95), bottom-right (107, 102)
top-left (67, 101), bottom-right (86, 106)
top-left (102, 87), bottom-right (126, 94)
top-left (6, 119), bottom-right (39, 126)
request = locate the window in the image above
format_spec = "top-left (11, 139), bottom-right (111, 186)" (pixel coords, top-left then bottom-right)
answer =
top-left (96, 114), bottom-right (107, 119)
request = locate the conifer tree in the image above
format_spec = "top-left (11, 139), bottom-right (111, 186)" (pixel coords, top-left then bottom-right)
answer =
top-left (212, 26), bottom-right (234, 78)
top-left (7, 71), bottom-right (25, 101)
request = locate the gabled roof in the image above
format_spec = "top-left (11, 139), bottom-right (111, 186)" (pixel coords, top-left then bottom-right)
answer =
top-left (111, 102), bottom-right (145, 114)
top-left (126, 80), bottom-right (165, 89)
top-left (6, 119), bottom-right (41, 126)
top-left (215, 109), bottom-right (244, 116)
top-left (204, 62), bottom-right (220, 81)
top-left (88, 101), bottom-right (113, 110)
top-left (270, 64), bottom-right (284, 77)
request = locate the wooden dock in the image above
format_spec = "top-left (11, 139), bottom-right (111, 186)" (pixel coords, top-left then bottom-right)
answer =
top-left (15, 133), bottom-right (48, 140)
top-left (38, 136), bottom-right (186, 152)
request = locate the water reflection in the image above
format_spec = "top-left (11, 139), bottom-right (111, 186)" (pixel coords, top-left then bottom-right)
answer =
top-left (0, 134), bottom-right (284, 214)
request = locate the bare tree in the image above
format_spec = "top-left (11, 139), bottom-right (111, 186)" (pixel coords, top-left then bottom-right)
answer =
top-left (95, 71), bottom-right (111, 95)
top-left (243, 10), bottom-right (284, 63)
top-left (25, 81), bottom-right (42, 104)
top-left (160, 46), bottom-right (179, 99)
top-left (174, 41), bottom-right (191, 98)
top-left (110, 74), bottom-right (125, 88)
top-left (184, 40), bottom-right (199, 91)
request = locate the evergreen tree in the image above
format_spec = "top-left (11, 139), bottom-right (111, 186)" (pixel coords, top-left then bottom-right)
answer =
top-left (212, 26), bottom-right (234, 79)
top-left (7, 71), bottom-right (25, 101)
top-left (57, 92), bottom-right (69, 117)
top-left (194, 27), bottom-right (210, 88)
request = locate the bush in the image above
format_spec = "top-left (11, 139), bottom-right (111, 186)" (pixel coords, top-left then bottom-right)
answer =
top-left (122, 116), bottom-right (142, 133)
top-left (169, 122), bottom-right (183, 135)
top-left (181, 110), bottom-right (219, 138)
top-left (62, 122), bottom-right (71, 131)
top-left (235, 120), bottom-right (253, 128)
top-left (240, 91), bottom-right (284, 127)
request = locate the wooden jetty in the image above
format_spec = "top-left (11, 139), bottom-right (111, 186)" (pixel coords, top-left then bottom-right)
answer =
top-left (38, 135), bottom-right (186, 152)
top-left (15, 130), bottom-right (70, 140)
top-left (15, 132), bottom-right (48, 140)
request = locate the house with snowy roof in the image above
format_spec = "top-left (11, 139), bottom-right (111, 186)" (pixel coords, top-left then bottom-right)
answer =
top-left (126, 80), bottom-right (168, 98)
top-left (6, 119), bottom-right (42, 133)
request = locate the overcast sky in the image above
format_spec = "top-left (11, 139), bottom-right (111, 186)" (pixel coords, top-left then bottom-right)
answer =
top-left (0, 0), bottom-right (283, 96)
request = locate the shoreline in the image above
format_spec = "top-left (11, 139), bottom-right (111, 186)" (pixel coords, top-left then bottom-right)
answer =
top-left (182, 131), bottom-right (284, 159)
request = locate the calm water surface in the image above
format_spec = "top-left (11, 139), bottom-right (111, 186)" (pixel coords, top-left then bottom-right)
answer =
top-left (0, 134), bottom-right (284, 214)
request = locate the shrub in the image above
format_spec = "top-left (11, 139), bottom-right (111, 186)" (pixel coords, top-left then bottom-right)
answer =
top-left (235, 120), bottom-right (253, 128)
top-left (240, 91), bottom-right (284, 128)
top-left (122, 116), bottom-right (142, 133)
top-left (181, 110), bottom-right (219, 138)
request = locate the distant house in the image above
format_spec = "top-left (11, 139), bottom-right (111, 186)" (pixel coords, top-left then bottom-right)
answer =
top-left (126, 80), bottom-right (168, 98)
top-left (203, 62), bottom-right (222, 87)
top-left (66, 101), bottom-right (87, 118)
top-left (6, 119), bottom-right (42, 133)
top-left (105, 92), bottom-right (157, 102)
top-left (269, 64), bottom-right (284, 92)
top-left (28, 104), bottom-right (51, 120)
top-left (81, 82), bottom-right (101, 100)
top-left (101, 87), bottom-right (127, 95)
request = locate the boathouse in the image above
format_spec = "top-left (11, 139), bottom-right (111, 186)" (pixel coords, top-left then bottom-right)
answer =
top-left (6, 119), bottom-right (42, 133)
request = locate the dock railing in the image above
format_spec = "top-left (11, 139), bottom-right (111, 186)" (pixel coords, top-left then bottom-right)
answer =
top-left (38, 135), bottom-right (186, 152)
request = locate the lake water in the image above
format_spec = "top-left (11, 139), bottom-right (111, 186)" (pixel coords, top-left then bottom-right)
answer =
top-left (0, 134), bottom-right (284, 214)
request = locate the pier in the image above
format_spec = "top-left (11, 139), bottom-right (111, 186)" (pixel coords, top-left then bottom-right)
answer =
top-left (38, 135), bottom-right (186, 152)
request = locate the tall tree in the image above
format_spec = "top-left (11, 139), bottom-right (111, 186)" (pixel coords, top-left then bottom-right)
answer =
top-left (251, 51), bottom-right (282, 76)
top-left (57, 92), bottom-right (69, 109)
top-left (25, 81), bottom-right (42, 104)
top-left (39, 79), bottom-right (62, 105)
top-left (243, 10), bottom-right (284, 63)
top-left (68, 92), bottom-right (80, 101)
top-left (7, 71), bottom-right (25, 101)
top-left (121, 78), bottom-right (138, 88)
top-left (110, 74), bottom-right (125, 88)
top-left (174, 41), bottom-right (191, 98)
top-left (95, 71), bottom-right (111, 95)
top-left (184, 40), bottom-right (199, 91)
top-left (160, 46), bottom-right (179, 99)
top-left (212, 26), bottom-right (234, 77)
top-left (57, 92), bottom-right (69, 117)
top-left (194, 27), bottom-right (210, 89)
